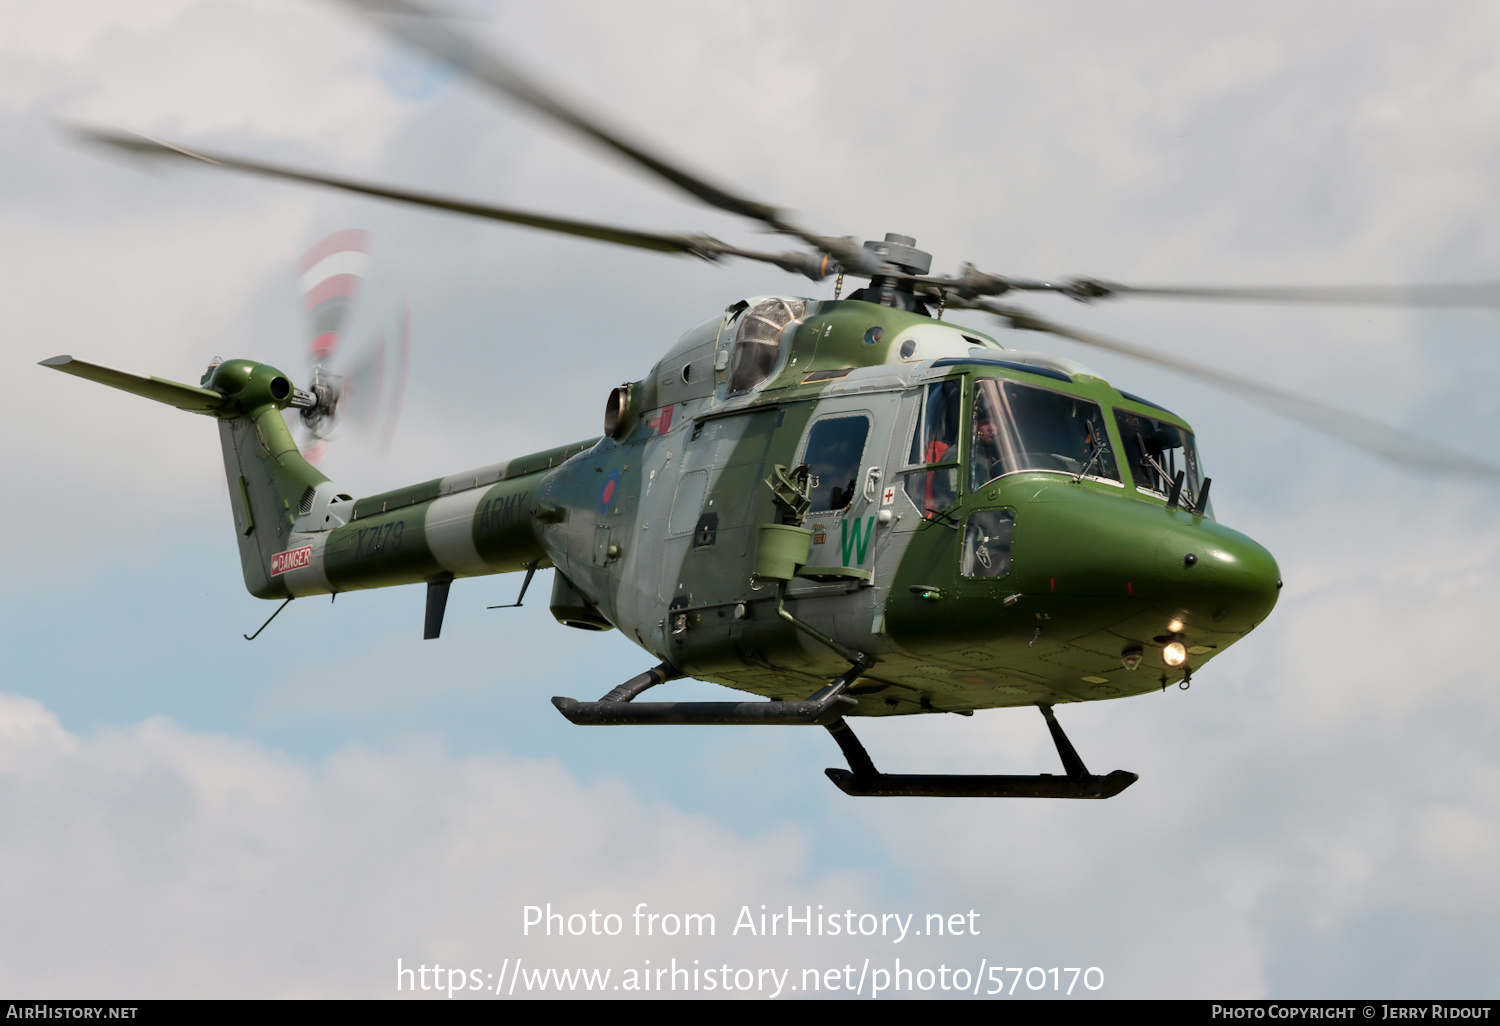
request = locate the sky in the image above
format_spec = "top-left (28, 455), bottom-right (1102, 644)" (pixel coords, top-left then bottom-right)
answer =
top-left (3, 0), bottom-right (1500, 999)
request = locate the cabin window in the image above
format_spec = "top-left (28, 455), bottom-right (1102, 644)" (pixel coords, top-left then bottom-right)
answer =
top-left (727, 298), bottom-right (805, 393)
top-left (903, 379), bottom-right (961, 516)
top-left (802, 415), bottom-right (870, 513)
top-left (1114, 407), bottom-right (1207, 512)
top-left (970, 378), bottom-right (1119, 489)
top-left (961, 509), bottom-right (1014, 578)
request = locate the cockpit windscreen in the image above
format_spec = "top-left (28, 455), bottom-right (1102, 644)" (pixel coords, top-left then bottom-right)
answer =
top-left (1114, 407), bottom-right (1208, 513)
top-left (970, 378), bottom-right (1119, 489)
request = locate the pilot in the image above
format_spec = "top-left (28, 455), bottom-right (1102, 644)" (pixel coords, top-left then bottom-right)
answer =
top-left (971, 405), bottom-right (1004, 484)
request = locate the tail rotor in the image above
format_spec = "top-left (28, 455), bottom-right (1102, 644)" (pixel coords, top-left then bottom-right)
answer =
top-left (293, 229), bottom-right (408, 464)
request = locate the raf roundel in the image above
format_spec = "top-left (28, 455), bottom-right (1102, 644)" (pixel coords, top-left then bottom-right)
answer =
top-left (599, 470), bottom-right (620, 514)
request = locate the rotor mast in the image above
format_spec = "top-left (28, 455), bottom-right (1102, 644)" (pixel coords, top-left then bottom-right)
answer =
top-left (846, 233), bottom-right (933, 312)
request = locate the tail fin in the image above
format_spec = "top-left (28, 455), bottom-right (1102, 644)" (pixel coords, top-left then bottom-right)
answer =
top-left (42, 355), bottom-right (332, 598)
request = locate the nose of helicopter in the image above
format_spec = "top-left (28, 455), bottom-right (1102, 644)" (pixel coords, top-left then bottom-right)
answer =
top-left (1152, 518), bottom-right (1281, 632)
top-left (1013, 486), bottom-right (1280, 635)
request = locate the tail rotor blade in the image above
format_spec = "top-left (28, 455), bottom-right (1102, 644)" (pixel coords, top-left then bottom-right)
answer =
top-left (302, 439), bottom-right (328, 466)
top-left (385, 300), bottom-right (411, 452)
top-left (299, 229), bottom-right (371, 364)
top-left (340, 300), bottom-right (410, 453)
top-left (341, 333), bottom-right (385, 432)
top-left (296, 229), bottom-right (376, 455)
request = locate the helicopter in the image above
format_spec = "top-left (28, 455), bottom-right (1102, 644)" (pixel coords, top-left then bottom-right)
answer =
top-left (42, 0), bottom-right (1500, 800)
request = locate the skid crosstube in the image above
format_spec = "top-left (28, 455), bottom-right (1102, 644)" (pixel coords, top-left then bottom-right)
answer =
top-left (823, 707), bottom-right (1138, 799)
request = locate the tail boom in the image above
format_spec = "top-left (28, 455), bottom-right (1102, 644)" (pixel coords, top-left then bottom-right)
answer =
top-left (44, 353), bottom-right (592, 601)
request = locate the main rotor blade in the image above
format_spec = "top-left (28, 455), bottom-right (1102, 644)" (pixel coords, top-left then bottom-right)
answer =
top-left (335, 0), bottom-right (786, 229)
top-left (74, 126), bottom-right (704, 255)
top-left (970, 301), bottom-right (1500, 482)
top-left (1074, 279), bottom-right (1500, 308)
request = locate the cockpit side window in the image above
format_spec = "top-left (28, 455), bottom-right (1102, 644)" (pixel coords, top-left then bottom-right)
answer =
top-left (970, 378), bottom-right (1119, 489)
top-left (908, 378), bottom-right (961, 466)
top-left (727, 298), bottom-right (805, 393)
top-left (1113, 407), bottom-right (1207, 511)
top-left (902, 379), bottom-right (961, 517)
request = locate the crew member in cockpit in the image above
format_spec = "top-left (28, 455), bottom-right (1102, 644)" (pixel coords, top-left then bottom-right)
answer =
top-left (972, 403), bottom-right (1004, 485)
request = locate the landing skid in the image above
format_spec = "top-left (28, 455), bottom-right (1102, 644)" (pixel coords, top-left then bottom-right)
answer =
top-left (823, 706), bottom-right (1137, 799)
top-left (552, 665), bottom-right (1137, 799)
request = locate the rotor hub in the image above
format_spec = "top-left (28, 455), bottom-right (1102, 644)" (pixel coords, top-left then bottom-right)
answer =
top-left (862, 233), bottom-right (931, 275)
top-left (299, 370), bottom-right (341, 439)
top-left (847, 233), bottom-right (932, 312)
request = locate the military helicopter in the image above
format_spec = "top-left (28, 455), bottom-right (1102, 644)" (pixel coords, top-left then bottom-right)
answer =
top-left (43, 0), bottom-right (1500, 799)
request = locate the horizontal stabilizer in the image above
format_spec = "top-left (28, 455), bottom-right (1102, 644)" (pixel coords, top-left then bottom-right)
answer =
top-left (39, 355), bottom-right (224, 413)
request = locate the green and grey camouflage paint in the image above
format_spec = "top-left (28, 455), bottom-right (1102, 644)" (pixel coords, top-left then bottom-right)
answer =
top-left (44, 297), bottom-right (1281, 719)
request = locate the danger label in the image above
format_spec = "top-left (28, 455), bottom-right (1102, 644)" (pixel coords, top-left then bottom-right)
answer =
top-left (270, 545), bottom-right (313, 576)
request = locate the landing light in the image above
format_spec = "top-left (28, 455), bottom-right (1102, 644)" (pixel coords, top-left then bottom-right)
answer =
top-left (1167, 618), bottom-right (1184, 633)
top-left (1162, 642), bottom-right (1187, 667)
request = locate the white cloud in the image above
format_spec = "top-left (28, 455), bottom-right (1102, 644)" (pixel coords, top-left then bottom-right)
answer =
top-left (0, 691), bottom-right (902, 998)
